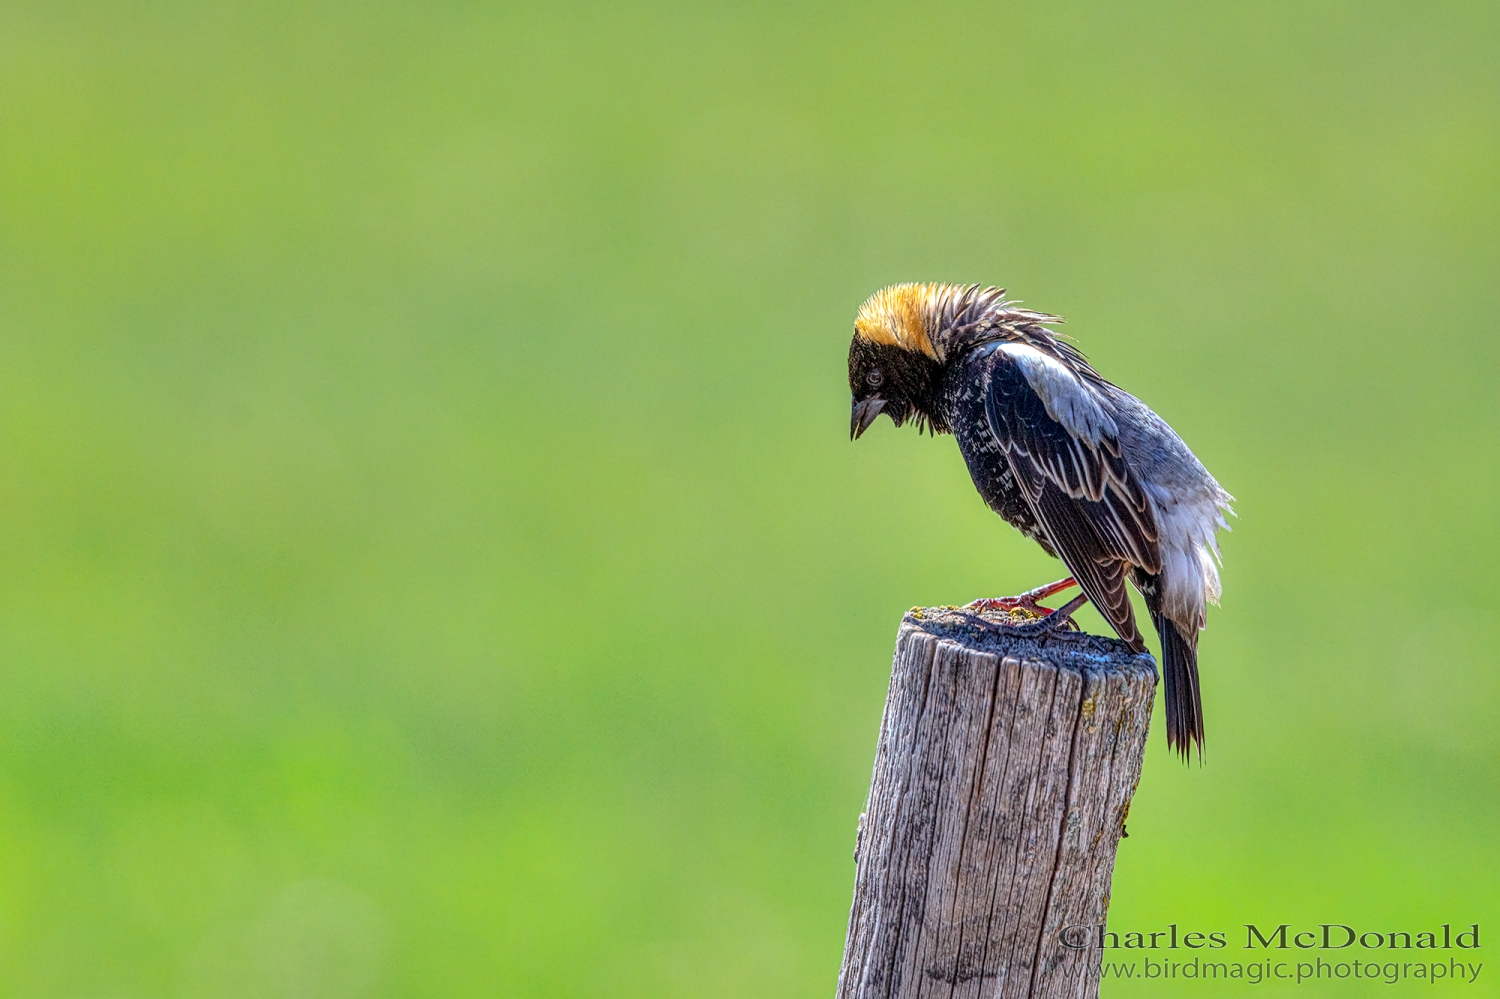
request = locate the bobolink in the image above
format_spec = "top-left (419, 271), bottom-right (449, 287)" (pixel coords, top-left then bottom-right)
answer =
top-left (848, 283), bottom-right (1233, 759)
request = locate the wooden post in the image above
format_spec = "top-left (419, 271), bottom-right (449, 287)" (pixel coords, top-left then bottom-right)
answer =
top-left (836, 606), bottom-right (1157, 999)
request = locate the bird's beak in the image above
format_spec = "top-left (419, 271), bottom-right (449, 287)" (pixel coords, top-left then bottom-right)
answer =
top-left (851, 397), bottom-right (886, 440)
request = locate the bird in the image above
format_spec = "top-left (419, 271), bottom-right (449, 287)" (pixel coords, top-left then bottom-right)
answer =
top-left (847, 283), bottom-right (1233, 760)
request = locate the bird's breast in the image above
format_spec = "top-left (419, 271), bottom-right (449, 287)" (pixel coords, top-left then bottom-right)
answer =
top-left (942, 373), bottom-right (1055, 554)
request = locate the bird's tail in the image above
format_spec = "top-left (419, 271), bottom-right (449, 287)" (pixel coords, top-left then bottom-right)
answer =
top-left (1152, 610), bottom-right (1204, 761)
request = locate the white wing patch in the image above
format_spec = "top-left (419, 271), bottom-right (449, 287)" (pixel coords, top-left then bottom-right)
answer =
top-left (994, 342), bottom-right (1118, 445)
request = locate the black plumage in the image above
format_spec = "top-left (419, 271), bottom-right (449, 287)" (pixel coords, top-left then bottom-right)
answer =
top-left (848, 283), bottom-right (1232, 759)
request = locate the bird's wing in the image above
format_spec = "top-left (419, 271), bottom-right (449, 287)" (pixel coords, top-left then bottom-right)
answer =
top-left (979, 342), bottom-right (1161, 648)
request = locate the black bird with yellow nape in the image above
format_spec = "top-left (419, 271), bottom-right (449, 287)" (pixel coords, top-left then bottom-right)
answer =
top-left (847, 283), bottom-right (1233, 760)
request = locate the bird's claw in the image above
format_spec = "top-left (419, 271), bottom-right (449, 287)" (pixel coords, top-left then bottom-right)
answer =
top-left (962, 577), bottom-right (1078, 618)
top-left (955, 593), bottom-right (1090, 639)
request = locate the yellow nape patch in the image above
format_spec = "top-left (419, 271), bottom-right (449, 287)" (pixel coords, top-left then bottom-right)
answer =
top-left (853, 283), bottom-right (948, 360)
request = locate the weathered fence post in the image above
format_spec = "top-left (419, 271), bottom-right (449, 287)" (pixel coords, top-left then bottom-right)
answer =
top-left (836, 606), bottom-right (1157, 999)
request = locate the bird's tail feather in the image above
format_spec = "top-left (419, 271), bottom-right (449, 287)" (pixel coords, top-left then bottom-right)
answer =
top-left (1152, 611), bottom-right (1204, 761)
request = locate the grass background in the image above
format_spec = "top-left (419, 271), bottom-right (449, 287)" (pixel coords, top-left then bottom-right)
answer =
top-left (1, 1), bottom-right (1496, 996)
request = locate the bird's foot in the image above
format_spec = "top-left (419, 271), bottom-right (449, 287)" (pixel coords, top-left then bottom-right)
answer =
top-left (962, 577), bottom-right (1078, 620)
top-left (955, 592), bottom-right (1090, 640)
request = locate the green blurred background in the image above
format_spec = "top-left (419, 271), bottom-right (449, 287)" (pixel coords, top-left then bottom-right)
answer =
top-left (1, 1), bottom-right (1496, 996)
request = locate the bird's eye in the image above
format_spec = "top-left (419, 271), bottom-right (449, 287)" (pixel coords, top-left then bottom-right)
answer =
top-left (866, 369), bottom-right (884, 388)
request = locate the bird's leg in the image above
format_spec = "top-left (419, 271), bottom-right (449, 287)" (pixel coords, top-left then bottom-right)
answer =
top-left (963, 577), bottom-right (1078, 618)
top-left (955, 593), bottom-right (1090, 639)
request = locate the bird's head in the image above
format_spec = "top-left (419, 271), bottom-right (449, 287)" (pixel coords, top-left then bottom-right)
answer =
top-left (848, 283), bottom-right (949, 439)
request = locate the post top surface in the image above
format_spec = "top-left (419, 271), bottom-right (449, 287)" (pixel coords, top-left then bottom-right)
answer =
top-left (901, 605), bottom-right (1158, 677)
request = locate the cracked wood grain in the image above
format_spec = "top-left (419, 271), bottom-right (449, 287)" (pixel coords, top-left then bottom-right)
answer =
top-left (836, 608), bottom-right (1157, 999)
